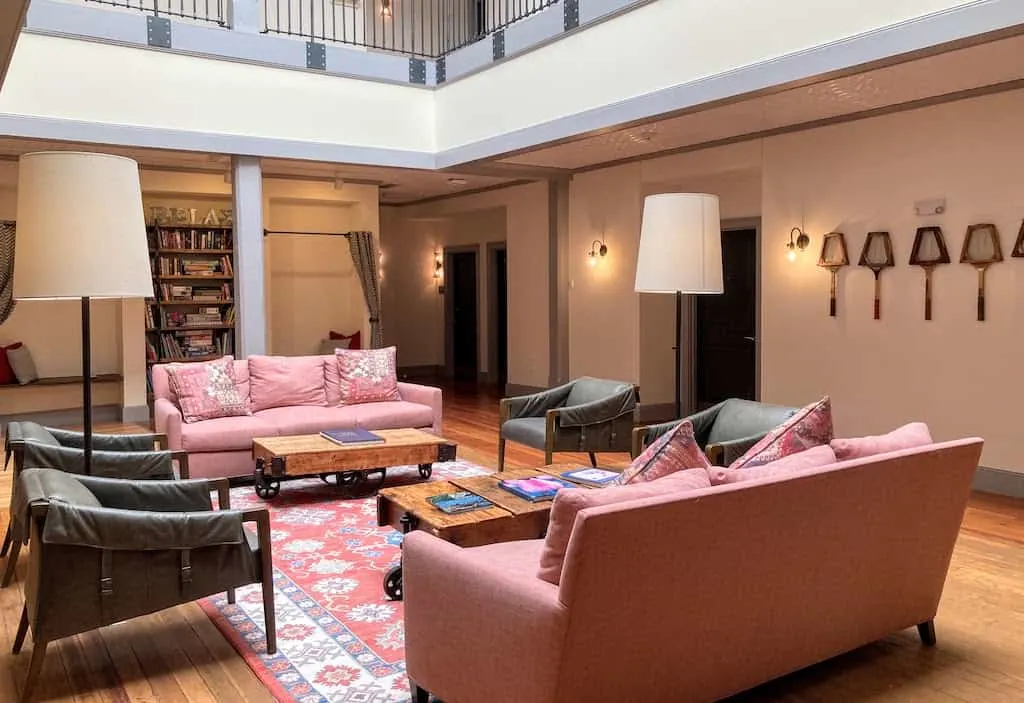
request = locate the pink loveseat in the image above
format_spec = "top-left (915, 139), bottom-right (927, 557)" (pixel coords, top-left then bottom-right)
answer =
top-left (152, 355), bottom-right (442, 479)
top-left (404, 438), bottom-right (982, 702)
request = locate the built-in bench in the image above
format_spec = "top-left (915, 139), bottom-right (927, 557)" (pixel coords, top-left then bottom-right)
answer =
top-left (0, 374), bottom-right (123, 420)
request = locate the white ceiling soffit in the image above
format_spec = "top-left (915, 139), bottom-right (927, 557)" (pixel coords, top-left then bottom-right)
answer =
top-left (499, 33), bottom-right (1024, 170)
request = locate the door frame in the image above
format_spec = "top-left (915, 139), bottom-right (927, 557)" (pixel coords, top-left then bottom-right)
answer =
top-left (486, 241), bottom-right (507, 389)
top-left (686, 217), bottom-right (762, 411)
top-left (443, 244), bottom-right (481, 379)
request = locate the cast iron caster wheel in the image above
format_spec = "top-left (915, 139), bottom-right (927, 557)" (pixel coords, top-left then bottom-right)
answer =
top-left (255, 480), bottom-right (280, 499)
top-left (418, 463), bottom-right (433, 479)
top-left (338, 471), bottom-right (362, 486)
top-left (383, 565), bottom-right (403, 601)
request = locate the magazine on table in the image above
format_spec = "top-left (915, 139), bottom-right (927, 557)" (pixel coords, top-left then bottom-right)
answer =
top-left (320, 428), bottom-right (385, 445)
top-left (498, 476), bottom-right (576, 502)
top-left (427, 491), bottom-right (494, 514)
top-left (560, 467), bottom-right (621, 487)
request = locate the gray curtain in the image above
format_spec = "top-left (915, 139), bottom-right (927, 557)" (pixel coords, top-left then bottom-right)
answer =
top-left (0, 221), bottom-right (14, 325)
top-left (347, 231), bottom-right (383, 348)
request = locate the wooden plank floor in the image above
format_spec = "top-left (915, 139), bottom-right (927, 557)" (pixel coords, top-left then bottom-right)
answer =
top-left (0, 383), bottom-right (1021, 702)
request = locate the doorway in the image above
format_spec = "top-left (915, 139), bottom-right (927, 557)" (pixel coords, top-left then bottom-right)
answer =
top-left (444, 247), bottom-right (479, 381)
top-left (487, 243), bottom-right (508, 390)
top-left (693, 226), bottom-right (758, 408)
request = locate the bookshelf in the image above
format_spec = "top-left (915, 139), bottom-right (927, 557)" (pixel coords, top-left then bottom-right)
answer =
top-left (145, 224), bottom-right (237, 396)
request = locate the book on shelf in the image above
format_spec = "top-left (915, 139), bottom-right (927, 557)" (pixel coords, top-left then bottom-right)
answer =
top-left (427, 491), bottom-right (494, 515)
top-left (154, 228), bottom-right (232, 250)
top-left (498, 476), bottom-right (576, 502)
top-left (319, 428), bottom-right (385, 445)
top-left (560, 467), bottom-right (621, 486)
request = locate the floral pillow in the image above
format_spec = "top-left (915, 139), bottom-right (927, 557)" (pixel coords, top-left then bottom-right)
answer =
top-left (729, 396), bottom-right (834, 469)
top-left (166, 356), bottom-right (251, 423)
top-left (335, 346), bottom-right (401, 405)
top-left (617, 420), bottom-right (711, 485)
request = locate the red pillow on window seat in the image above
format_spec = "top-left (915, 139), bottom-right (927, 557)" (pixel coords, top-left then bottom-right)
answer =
top-left (329, 330), bottom-right (361, 350)
top-left (0, 342), bottom-right (22, 385)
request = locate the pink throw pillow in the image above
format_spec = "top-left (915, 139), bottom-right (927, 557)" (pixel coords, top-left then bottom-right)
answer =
top-left (335, 347), bottom-right (400, 405)
top-left (831, 422), bottom-right (933, 461)
top-left (709, 445), bottom-right (837, 485)
top-left (617, 420), bottom-right (711, 485)
top-left (248, 355), bottom-right (327, 412)
top-left (730, 396), bottom-right (834, 469)
top-left (165, 356), bottom-right (250, 423)
top-left (537, 469), bottom-right (711, 585)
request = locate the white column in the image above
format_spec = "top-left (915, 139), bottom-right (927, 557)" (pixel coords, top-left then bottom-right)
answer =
top-left (232, 156), bottom-right (266, 357)
top-left (227, 0), bottom-right (261, 33)
top-left (120, 298), bottom-right (149, 423)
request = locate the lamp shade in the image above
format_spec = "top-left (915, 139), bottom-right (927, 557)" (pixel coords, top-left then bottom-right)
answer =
top-left (14, 152), bottom-right (153, 300)
top-left (634, 193), bottom-right (723, 294)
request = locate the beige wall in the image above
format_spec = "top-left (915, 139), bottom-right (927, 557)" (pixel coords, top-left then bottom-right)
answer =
top-left (382, 181), bottom-right (548, 387)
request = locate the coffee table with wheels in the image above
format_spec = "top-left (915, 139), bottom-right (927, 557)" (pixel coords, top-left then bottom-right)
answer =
top-left (251, 429), bottom-right (457, 499)
top-left (376, 466), bottom-right (602, 600)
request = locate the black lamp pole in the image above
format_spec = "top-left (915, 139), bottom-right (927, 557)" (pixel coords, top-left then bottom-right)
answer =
top-left (81, 296), bottom-right (92, 475)
top-left (673, 290), bottom-right (682, 419)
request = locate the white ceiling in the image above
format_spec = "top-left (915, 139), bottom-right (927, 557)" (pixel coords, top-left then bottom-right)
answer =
top-left (497, 32), bottom-right (1024, 170)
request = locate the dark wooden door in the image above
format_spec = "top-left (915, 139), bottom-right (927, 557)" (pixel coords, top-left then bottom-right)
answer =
top-left (495, 247), bottom-right (508, 387)
top-left (448, 250), bottom-right (478, 380)
top-left (695, 228), bottom-right (757, 407)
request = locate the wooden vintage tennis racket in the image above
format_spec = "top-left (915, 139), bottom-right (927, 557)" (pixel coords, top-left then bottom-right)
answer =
top-left (959, 223), bottom-right (1002, 322)
top-left (909, 226), bottom-right (950, 321)
top-left (817, 232), bottom-right (849, 318)
top-left (858, 231), bottom-right (894, 320)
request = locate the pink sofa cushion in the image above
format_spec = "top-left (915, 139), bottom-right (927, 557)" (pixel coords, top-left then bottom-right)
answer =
top-left (248, 355), bottom-right (327, 411)
top-left (254, 406), bottom-right (359, 435)
top-left (335, 347), bottom-right (400, 405)
top-left (165, 356), bottom-right (250, 423)
top-left (730, 396), bottom-right (834, 469)
top-left (709, 444), bottom-right (837, 485)
top-left (831, 422), bottom-right (933, 461)
top-left (180, 414), bottom-right (280, 452)
top-left (618, 420), bottom-right (710, 485)
top-left (538, 469), bottom-right (711, 585)
top-left (348, 401), bottom-right (435, 430)
top-left (322, 354), bottom-right (342, 406)
top-left (463, 539), bottom-right (547, 578)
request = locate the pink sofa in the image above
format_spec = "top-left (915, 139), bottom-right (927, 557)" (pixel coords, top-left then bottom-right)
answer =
top-left (404, 438), bottom-right (982, 703)
top-left (152, 356), bottom-right (443, 479)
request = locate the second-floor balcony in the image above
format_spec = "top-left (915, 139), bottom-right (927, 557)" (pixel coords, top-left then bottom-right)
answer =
top-left (78, 0), bottom-right (557, 58)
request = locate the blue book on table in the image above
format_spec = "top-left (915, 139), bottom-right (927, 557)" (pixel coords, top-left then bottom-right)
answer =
top-left (320, 428), bottom-right (385, 445)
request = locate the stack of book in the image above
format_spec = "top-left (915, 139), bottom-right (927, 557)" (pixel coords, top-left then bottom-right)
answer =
top-left (498, 476), bottom-right (576, 502)
top-left (427, 491), bottom-right (494, 515)
top-left (559, 467), bottom-right (621, 487)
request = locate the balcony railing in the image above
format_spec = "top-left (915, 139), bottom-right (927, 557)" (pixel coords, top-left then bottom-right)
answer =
top-left (262, 0), bottom-right (557, 59)
top-left (84, 0), bottom-right (227, 25)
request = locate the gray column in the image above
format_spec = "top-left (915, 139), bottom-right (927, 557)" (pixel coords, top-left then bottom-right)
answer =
top-left (227, 0), bottom-right (260, 33)
top-left (548, 177), bottom-right (570, 385)
top-left (232, 156), bottom-right (266, 357)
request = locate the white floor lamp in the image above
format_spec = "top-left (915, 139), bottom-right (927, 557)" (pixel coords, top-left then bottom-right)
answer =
top-left (13, 152), bottom-right (153, 473)
top-left (634, 193), bottom-right (723, 419)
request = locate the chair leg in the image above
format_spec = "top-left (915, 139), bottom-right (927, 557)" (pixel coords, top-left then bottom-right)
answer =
top-left (588, 452), bottom-right (597, 468)
top-left (20, 639), bottom-right (48, 703)
top-left (497, 437), bottom-right (506, 473)
top-left (3, 540), bottom-right (22, 587)
top-left (262, 579), bottom-right (277, 655)
top-left (1, 524), bottom-right (12, 557)
top-left (544, 448), bottom-right (552, 465)
top-left (12, 605), bottom-right (28, 654)
top-left (226, 588), bottom-right (236, 605)
top-left (409, 679), bottom-right (430, 703)
top-left (917, 620), bottom-right (936, 647)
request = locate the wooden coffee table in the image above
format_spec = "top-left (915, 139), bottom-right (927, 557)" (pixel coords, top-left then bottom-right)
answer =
top-left (251, 429), bottom-right (457, 499)
top-left (376, 465), bottom-right (605, 600)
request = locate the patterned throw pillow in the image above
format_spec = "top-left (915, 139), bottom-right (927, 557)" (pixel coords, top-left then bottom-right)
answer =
top-left (335, 346), bottom-right (401, 405)
top-left (729, 396), bottom-right (834, 469)
top-left (617, 420), bottom-right (711, 485)
top-left (166, 356), bottom-right (251, 423)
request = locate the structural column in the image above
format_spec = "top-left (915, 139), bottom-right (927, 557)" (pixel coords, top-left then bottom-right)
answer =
top-left (548, 178), bottom-right (570, 385)
top-left (232, 156), bottom-right (266, 357)
top-left (227, 0), bottom-right (260, 33)
top-left (120, 298), bottom-right (149, 422)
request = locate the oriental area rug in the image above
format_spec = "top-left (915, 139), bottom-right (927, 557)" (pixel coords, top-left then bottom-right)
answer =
top-left (199, 460), bottom-right (488, 703)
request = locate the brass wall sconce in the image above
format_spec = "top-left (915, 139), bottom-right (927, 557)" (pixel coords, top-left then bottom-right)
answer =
top-left (433, 249), bottom-right (444, 294)
top-left (786, 227), bottom-right (810, 262)
top-left (587, 238), bottom-right (608, 267)
top-left (381, 0), bottom-right (392, 17)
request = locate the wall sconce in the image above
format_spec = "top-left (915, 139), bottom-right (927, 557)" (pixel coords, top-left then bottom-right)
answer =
top-left (433, 249), bottom-right (444, 293)
top-left (787, 227), bottom-right (810, 262)
top-left (380, 0), bottom-right (392, 17)
top-left (587, 238), bottom-right (608, 267)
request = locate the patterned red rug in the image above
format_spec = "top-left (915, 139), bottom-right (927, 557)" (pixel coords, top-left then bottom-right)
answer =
top-left (199, 460), bottom-right (488, 702)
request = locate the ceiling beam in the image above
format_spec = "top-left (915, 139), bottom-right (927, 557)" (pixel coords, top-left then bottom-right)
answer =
top-left (0, 0), bottom-right (28, 90)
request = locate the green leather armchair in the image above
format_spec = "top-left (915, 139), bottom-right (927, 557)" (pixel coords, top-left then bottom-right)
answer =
top-left (632, 399), bottom-right (798, 466)
top-left (2, 421), bottom-right (189, 588)
top-left (498, 377), bottom-right (638, 471)
top-left (11, 468), bottom-right (275, 703)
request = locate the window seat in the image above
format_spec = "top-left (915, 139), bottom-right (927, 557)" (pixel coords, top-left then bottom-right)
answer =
top-left (0, 375), bottom-right (123, 416)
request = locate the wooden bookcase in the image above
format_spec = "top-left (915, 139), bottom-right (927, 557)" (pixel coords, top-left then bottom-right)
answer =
top-left (145, 224), bottom-right (236, 397)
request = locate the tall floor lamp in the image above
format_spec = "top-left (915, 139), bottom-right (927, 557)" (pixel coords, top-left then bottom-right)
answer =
top-left (13, 152), bottom-right (153, 474)
top-left (634, 193), bottom-right (723, 420)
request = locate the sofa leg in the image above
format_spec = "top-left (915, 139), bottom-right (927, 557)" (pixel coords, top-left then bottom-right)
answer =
top-left (2, 540), bottom-right (21, 587)
top-left (497, 438), bottom-right (506, 473)
top-left (587, 452), bottom-right (597, 468)
top-left (409, 679), bottom-right (430, 703)
top-left (917, 620), bottom-right (936, 646)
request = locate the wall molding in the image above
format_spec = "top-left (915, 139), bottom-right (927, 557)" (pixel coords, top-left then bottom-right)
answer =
top-left (973, 466), bottom-right (1024, 499)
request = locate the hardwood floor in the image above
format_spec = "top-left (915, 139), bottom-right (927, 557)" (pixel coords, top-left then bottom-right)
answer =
top-left (0, 384), bottom-right (1022, 702)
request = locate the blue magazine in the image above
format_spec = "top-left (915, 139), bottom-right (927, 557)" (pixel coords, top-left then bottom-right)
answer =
top-left (320, 428), bottom-right (385, 445)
